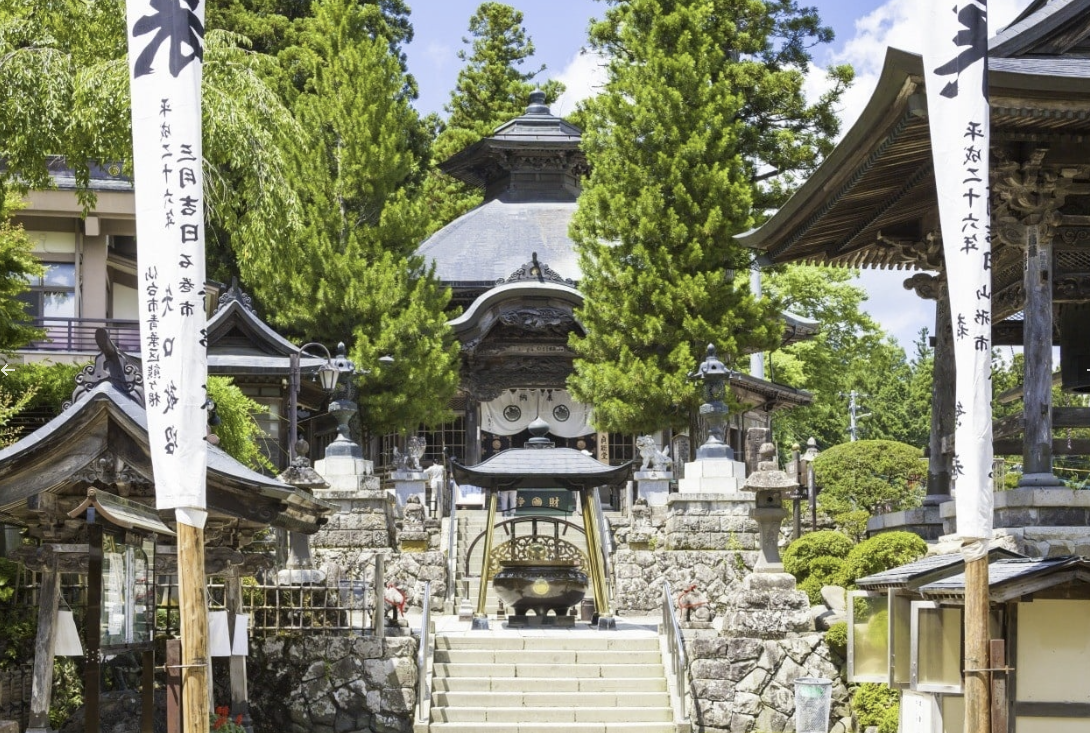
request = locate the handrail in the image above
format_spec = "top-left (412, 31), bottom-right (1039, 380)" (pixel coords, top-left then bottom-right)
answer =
top-left (446, 487), bottom-right (458, 607)
top-left (21, 317), bottom-right (140, 353)
top-left (416, 581), bottom-right (432, 723)
top-left (662, 580), bottom-right (690, 723)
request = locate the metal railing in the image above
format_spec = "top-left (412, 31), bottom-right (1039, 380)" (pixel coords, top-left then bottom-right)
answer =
top-left (446, 492), bottom-right (458, 607)
top-left (662, 580), bottom-right (690, 723)
top-left (22, 317), bottom-right (140, 353)
top-left (415, 581), bottom-right (433, 724)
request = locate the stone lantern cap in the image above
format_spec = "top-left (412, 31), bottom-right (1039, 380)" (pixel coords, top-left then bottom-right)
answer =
top-left (743, 443), bottom-right (798, 492)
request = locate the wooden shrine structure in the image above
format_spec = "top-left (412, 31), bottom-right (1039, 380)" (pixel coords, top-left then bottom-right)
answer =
top-left (0, 331), bottom-right (333, 732)
top-left (738, 0), bottom-right (1090, 538)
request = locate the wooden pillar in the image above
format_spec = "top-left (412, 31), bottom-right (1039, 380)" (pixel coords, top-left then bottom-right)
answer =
top-left (964, 555), bottom-right (991, 733)
top-left (224, 567), bottom-right (252, 732)
top-left (928, 282), bottom-right (955, 502)
top-left (177, 522), bottom-right (210, 733)
top-left (464, 398), bottom-right (481, 465)
top-left (1019, 226), bottom-right (1061, 486)
top-left (85, 522), bottom-right (103, 733)
top-left (26, 561), bottom-right (60, 733)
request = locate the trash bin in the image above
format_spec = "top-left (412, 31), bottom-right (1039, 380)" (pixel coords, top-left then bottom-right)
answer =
top-left (794, 677), bottom-right (833, 733)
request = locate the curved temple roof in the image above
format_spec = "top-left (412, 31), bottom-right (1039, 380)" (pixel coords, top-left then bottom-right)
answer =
top-left (451, 445), bottom-right (632, 492)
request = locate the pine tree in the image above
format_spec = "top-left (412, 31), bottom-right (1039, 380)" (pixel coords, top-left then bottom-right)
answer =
top-left (422, 2), bottom-right (564, 231)
top-left (569, 0), bottom-right (850, 434)
top-left (240, 0), bottom-right (459, 435)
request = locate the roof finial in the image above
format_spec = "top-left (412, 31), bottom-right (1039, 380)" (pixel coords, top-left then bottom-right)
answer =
top-left (526, 89), bottom-right (549, 115)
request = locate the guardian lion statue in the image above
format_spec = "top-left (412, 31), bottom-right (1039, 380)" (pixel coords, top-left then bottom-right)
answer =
top-left (636, 435), bottom-right (672, 472)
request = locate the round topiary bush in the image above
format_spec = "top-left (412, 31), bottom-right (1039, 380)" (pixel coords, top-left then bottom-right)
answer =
top-left (838, 531), bottom-right (928, 588)
top-left (782, 530), bottom-right (853, 577)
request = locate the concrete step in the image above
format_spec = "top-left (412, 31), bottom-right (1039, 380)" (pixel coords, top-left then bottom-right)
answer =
top-left (431, 705), bottom-right (673, 723)
top-left (431, 676), bottom-right (667, 693)
top-left (434, 649), bottom-right (662, 665)
top-left (427, 723), bottom-right (675, 733)
top-left (435, 636), bottom-right (659, 651)
top-left (432, 690), bottom-right (671, 709)
top-left (433, 663), bottom-right (666, 679)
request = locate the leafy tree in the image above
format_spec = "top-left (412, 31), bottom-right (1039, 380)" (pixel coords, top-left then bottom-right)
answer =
top-left (813, 439), bottom-right (926, 540)
top-left (207, 377), bottom-right (274, 472)
top-left (0, 388), bottom-right (35, 448)
top-left (423, 2), bottom-right (565, 231)
top-left (207, 0), bottom-right (416, 105)
top-left (0, 196), bottom-right (44, 352)
top-left (568, 0), bottom-right (851, 434)
top-left (240, 0), bottom-right (459, 435)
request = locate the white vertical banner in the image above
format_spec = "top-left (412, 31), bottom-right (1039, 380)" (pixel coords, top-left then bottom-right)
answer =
top-left (924, 0), bottom-right (993, 544)
top-left (126, 0), bottom-right (208, 527)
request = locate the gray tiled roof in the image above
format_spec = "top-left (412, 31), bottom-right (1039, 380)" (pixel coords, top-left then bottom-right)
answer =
top-left (451, 446), bottom-right (632, 491)
top-left (990, 57), bottom-right (1090, 77)
top-left (417, 199), bottom-right (580, 285)
top-left (855, 547), bottom-right (1024, 590)
top-left (918, 556), bottom-right (1085, 601)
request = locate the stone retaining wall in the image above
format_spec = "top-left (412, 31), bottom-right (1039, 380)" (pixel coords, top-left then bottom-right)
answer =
top-left (688, 634), bottom-right (851, 733)
top-left (613, 548), bottom-right (757, 614)
top-left (249, 634), bottom-right (418, 733)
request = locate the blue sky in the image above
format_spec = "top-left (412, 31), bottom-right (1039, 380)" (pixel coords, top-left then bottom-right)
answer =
top-left (403, 0), bottom-right (1034, 350)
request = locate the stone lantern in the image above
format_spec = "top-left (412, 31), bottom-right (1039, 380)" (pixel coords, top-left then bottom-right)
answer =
top-left (688, 343), bottom-right (734, 460)
top-left (743, 442), bottom-right (798, 573)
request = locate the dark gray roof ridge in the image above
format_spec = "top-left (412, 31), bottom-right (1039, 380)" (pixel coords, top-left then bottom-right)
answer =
top-left (991, 0), bottom-right (1089, 57)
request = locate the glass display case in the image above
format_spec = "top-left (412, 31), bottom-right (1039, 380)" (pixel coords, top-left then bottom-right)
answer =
top-left (99, 534), bottom-right (155, 648)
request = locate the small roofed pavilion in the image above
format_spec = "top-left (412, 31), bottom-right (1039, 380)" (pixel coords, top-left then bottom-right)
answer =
top-left (450, 418), bottom-right (632, 628)
top-left (0, 329), bottom-right (333, 732)
top-left (737, 0), bottom-right (1090, 538)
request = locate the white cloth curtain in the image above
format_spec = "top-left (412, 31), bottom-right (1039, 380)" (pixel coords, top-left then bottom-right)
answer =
top-left (480, 389), bottom-right (593, 438)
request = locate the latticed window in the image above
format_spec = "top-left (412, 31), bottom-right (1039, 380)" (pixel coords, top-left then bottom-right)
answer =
top-left (378, 414), bottom-right (466, 471)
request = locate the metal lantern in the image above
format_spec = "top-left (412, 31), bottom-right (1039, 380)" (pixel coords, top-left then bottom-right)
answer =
top-left (688, 343), bottom-right (734, 460)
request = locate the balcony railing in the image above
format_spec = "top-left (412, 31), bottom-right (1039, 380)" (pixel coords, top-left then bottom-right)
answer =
top-left (22, 318), bottom-right (140, 354)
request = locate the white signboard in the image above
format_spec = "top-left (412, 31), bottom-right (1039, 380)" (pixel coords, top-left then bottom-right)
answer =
top-left (924, 0), bottom-right (993, 543)
top-left (126, 0), bottom-right (208, 525)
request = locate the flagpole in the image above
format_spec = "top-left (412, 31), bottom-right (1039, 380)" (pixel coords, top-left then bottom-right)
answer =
top-left (922, 2), bottom-right (994, 731)
top-left (125, 2), bottom-right (211, 731)
top-left (178, 517), bottom-right (210, 733)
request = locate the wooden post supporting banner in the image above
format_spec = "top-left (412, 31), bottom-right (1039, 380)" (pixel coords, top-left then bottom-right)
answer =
top-left (177, 522), bottom-right (210, 733)
top-left (964, 555), bottom-right (990, 733)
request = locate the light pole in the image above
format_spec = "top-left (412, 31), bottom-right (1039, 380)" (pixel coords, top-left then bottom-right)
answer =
top-left (287, 343), bottom-right (341, 464)
top-left (800, 437), bottom-right (820, 531)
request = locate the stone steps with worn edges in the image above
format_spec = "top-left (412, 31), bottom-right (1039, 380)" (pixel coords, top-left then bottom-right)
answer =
top-left (431, 704), bottom-right (674, 723)
top-left (427, 723), bottom-right (674, 733)
top-left (431, 676), bottom-right (667, 693)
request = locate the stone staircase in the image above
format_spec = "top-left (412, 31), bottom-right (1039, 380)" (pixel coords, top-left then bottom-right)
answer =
top-left (425, 632), bottom-right (676, 732)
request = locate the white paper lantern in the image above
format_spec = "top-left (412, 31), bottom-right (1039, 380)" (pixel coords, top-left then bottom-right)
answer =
top-left (231, 614), bottom-right (249, 657)
top-left (208, 611), bottom-right (232, 657)
top-left (54, 609), bottom-right (83, 657)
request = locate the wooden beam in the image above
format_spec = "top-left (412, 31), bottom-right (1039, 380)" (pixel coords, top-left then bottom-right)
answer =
top-left (177, 522), bottom-right (210, 733)
top-left (964, 555), bottom-right (991, 733)
top-left (993, 438), bottom-right (1090, 456)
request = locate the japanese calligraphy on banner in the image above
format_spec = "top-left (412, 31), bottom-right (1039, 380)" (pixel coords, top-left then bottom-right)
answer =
top-left (126, 0), bottom-right (207, 526)
top-left (924, 0), bottom-right (993, 543)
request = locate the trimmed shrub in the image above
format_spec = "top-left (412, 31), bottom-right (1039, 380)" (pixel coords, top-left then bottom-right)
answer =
top-left (838, 531), bottom-right (927, 588)
top-left (824, 620), bottom-right (847, 652)
top-left (783, 530), bottom-right (853, 577)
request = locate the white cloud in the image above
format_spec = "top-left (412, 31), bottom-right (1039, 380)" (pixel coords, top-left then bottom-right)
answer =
top-left (552, 50), bottom-right (609, 117)
top-left (810, 0), bottom-right (1033, 135)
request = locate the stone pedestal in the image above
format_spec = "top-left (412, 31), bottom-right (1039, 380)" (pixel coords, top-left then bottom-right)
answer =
top-left (634, 470), bottom-right (672, 507)
top-left (677, 459), bottom-right (747, 493)
top-left (939, 488), bottom-right (1090, 556)
top-left (665, 492), bottom-right (757, 550)
top-left (720, 573), bottom-right (813, 640)
top-left (390, 473), bottom-right (426, 511)
top-left (313, 446), bottom-right (394, 561)
top-left (867, 504), bottom-right (946, 541)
